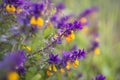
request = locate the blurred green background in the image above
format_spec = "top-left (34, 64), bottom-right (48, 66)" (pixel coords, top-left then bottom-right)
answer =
top-left (50, 0), bottom-right (120, 80)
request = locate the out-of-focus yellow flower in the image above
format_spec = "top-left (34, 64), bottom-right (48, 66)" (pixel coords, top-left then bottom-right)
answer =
top-left (66, 61), bottom-right (71, 70)
top-left (26, 46), bottom-right (32, 51)
top-left (46, 70), bottom-right (52, 77)
top-left (48, 65), bottom-right (52, 71)
top-left (80, 17), bottom-right (87, 24)
top-left (30, 16), bottom-right (44, 27)
top-left (94, 47), bottom-right (100, 55)
top-left (60, 68), bottom-right (65, 73)
top-left (72, 59), bottom-right (79, 68)
top-left (22, 45), bottom-right (32, 51)
top-left (53, 64), bottom-right (57, 72)
top-left (7, 71), bottom-right (19, 80)
top-left (65, 31), bottom-right (75, 42)
top-left (6, 5), bottom-right (16, 13)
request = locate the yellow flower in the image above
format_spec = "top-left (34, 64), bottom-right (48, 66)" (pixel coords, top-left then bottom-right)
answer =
top-left (72, 59), bottom-right (79, 68)
top-left (66, 61), bottom-right (71, 70)
top-left (60, 68), bottom-right (65, 73)
top-left (22, 45), bottom-right (32, 51)
top-left (80, 17), bottom-right (87, 24)
top-left (94, 47), bottom-right (100, 55)
top-left (65, 31), bottom-right (75, 42)
top-left (48, 65), bottom-right (52, 71)
top-left (46, 70), bottom-right (52, 77)
top-left (6, 5), bottom-right (16, 13)
top-left (30, 16), bottom-right (44, 27)
top-left (26, 46), bottom-right (32, 51)
top-left (37, 17), bottom-right (44, 27)
top-left (7, 71), bottom-right (19, 80)
top-left (52, 65), bottom-right (57, 72)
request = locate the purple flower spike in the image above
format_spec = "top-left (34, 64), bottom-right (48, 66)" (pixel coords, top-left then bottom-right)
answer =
top-left (78, 49), bottom-right (86, 59)
top-left (79, 6), bottom-right (99, 18)
top-left (48, 53), bottom-right (60, 64)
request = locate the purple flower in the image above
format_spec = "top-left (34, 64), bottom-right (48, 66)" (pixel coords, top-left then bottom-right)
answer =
top-left (73, 21), bottom-right (83, 30)
top-left (48, 53), bottom-right (60, 64)
top-left (79, 6), bottom-right (99, 18)
top-left (30, 3), bottom-right (45, 17)
top-left (1, 50), bottom-right (26, 74)
top-left (56, 2), bottom-right (65, 11)
top-left (3, 0), bottom-right (24, 6)
top-left (95, 74), bottom-right (106, 80)
top-left (91, 41), bottom-right (99, 50)
top-left (77, 49), bottom-right (86, 59)
top-left (61, 51), bottom-right (71, 66)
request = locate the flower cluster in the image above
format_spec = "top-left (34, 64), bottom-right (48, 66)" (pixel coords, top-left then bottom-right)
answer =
top-left (0, 0), bottom-right (105, 80)
top-left (47, 46), bottom-right (86, 76)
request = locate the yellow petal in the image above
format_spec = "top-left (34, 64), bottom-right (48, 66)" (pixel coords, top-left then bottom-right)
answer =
top-left (80, 17), bottom-right (87, 24)
top-left (6, 5), bottom-right (16, 13)
top-left (66, 61), bottom-right (71, 70)
top-left (37, 17), bottom-right (44, 27)
top-left (52, 65), bottom-right (57, 72)
top-left (7, 71), bottom-right (19, 80)
top-left (60, 68), bottom-right (65, 73)
top-left (72, 59), bottom-right (79, 68)
top-left (94, 47), bottom-right (100, 55)
top-left (46, 70), bottom-right (52, 77)
top-left (48, 65), bottom-right (52, 71)
top-left (30, 17), bottom-right (37, 25)
top-left (26, 46), bottom-right (32, 51)
top-left (65, 31), bottom-right (75, 42)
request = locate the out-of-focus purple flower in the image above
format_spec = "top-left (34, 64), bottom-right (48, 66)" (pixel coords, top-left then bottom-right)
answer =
top-left (91, 41), bottom-right (99, 50)
top-left (95, 74), bottom-right (106, 80)
top-left (77, 73), bottom-right (83, 79)
top-left (73, 21), bottom-right (83, 30)
top-left (79, 6), bottom-right (99, 18)
top-left (4, 50), bottom-right (26, 67)
top-left (61, 51), bottom-right (71, 66)
top-left (56, 2), bottom-right (65, 11)
top-left (77, 49), bottom-right (86, 59)
top-left (3, 0), bottom-right (24, 6)
top-left (48, 53), bottom-right (60, 64)
top-left (1, 50), bottom-right (26, 74)
top-left (30, 3), bottom-right (45, 17)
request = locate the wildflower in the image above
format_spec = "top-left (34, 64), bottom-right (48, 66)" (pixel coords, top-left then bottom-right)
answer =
top-left (72, 59), bottom-right (79, 68)
top-left (46, 70), bottom-right (52, 77)
top-left (80, 17), bottom-right (87, 24)
top-left (60, 68), bottom-right (65, 73)
top-left (94, 74), bottom-right (106, 80)
top-left (66, 61), bottom-right (71, 70)
top-left (79, 6), bottom-right (98, 18)
top-left (30, 16), bottom-right (44, 27)
top-left (48, 53), bottom-right (60, 64)
top-left (56, 2), bottom-right (65, 11)
top-left (65, 31), bottom-right (75, 42)
top-left (22, 45), bottom-right (32, 51)
top-left (6, 5), bottom-right (16, 13)
top-left (2, 50), bottom-right (26, 75)
top-left (7, 71), bottom-right (19, 80)
top-left (94, 47), bottom-right (100, 55)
